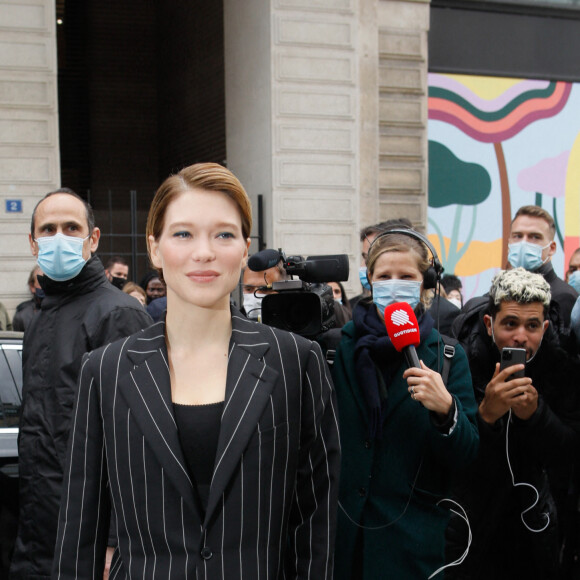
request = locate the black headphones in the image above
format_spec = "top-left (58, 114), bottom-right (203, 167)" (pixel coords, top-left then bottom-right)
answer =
top-left (368, 228), bottom-right (443, 290)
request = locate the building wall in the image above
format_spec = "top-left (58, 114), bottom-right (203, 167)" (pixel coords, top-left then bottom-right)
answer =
top-left (0, 0), bottom-right (431, 310)
top-left (0, 0), bottom-right (60, 316)
top-left (378, 0), bottom-right (429, 230)
top-left (225, 0), bottom-right (430, 295)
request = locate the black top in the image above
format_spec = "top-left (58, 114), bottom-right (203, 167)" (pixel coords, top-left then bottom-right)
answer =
top-left (174, 401), bottom-right (224, 510)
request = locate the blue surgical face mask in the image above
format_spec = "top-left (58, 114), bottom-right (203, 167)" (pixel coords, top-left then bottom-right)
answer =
top-left (359, 267), bottom-right (371, 291)
top-left (372, 279), bottom-right (422, 315)
top-left (35, 233), bottom-right (89, 282)
top-left (569, 271), bottom-right (580, 293)
top-left (508, 241), bottom-right (550, 271)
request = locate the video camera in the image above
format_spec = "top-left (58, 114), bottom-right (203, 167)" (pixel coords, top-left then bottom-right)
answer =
top-left (247, 249), bottom-right (349, 338)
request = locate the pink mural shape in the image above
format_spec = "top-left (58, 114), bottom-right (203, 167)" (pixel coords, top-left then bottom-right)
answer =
top-left (517, 151), bottom-right (569, 199)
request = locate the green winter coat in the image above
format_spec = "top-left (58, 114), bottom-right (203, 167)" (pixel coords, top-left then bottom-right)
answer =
top-left (332, 320), bottom-right (479, 579)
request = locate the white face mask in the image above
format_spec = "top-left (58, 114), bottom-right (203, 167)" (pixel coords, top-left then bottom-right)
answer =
top-left (447, 297), bottom-right (462, 309)
top-left (243, 292), bottom-right (264, 321)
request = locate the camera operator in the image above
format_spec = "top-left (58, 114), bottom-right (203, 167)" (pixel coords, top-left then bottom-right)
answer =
top-left (241, 259), bottom-right (287, 321)
top-left (241, 249), bottom-right (349, 354)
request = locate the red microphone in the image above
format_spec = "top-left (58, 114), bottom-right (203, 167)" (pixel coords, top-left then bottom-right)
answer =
top-left (383, 302), bottom-right (421, 368)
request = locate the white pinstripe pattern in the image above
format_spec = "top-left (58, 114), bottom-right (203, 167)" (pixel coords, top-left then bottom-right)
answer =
top-left (53, 312), bottom-right (340, 579)
top-left (162, 469), bottom-right (173, 579)
top-left (267, 326), bottom-right (292, 575)
top-left (221, 495), bottom-right (226, 580)
top-left (109, 551), bottom-right (123, 579)
top-left (202, 528), bottom-right (208, 580)
top-left (211, 366), bottom-right (266, 484)
top-left (55, 355), bottom-right (89, 578)
top-left (143, 436), bottom-right (157, 579)
top-left (181, 497), bottom-right (188, 580)
top-left (112, 340), bottom-right (133, 577)
top-left (266, 396), bottom-right (276, 580)
top-left (256, 423), bottom-right (262, 580)
top-left (144, 358), bottom-right (176, 426)
top-left (239, 454), bottom-right (244, 579)
top-left (127, 409), bottom-right (146, 578)
top-left (129, 371), bottom-right (193, 485)
top-left (75, 377), bottom-right (92, 578)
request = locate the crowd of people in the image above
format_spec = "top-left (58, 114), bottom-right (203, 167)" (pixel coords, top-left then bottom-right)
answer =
top-left (3, 163), bottom-right (580, 579)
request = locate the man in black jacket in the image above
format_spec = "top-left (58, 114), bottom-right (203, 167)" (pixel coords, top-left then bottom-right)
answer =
top-left (447, 268), bottom-right (580, 579)
top-left (10, 189), bottom-right (152, 579)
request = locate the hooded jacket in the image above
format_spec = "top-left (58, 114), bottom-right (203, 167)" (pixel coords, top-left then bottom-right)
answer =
top-left (10, 256), bottom-right (152, 579)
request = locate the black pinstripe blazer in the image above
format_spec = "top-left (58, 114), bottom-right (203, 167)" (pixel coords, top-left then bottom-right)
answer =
top-left (52, 310), bottom-right (340, 580)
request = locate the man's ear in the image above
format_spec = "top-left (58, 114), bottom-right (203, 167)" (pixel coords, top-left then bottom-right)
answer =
top-left (483, 314), bottom-right (493, 337)
top-left (547, 240), bottom-right (557, 258)
top-left (89, 227), bottom-right (100, 254)
top-left (542, 319), bottom-right (550, 334)
top-left (29, 233), bottom-right (38, 257)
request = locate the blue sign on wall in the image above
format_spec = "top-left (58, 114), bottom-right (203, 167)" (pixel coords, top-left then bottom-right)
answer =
top-left (6, 200), bottom-right (23, 213)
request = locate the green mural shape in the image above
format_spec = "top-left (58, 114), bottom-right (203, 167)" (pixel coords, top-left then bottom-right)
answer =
top-left (428, 141), bottom-right (491, 208)
top-left (428, 141), bottom-right (492, 273)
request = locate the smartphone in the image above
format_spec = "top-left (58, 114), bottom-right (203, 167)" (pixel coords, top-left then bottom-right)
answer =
top-left (500, 347), bottom-right (526, 378)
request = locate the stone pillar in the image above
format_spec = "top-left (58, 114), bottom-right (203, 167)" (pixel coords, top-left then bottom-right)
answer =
top-left (225, 0), bottom-right (366, 295)
top-left (0, 0), bottom-right (60, 315)
top-left (224, 0), bottom-right (429, 294)
top-left (378, 0), bottom-right (430, 231)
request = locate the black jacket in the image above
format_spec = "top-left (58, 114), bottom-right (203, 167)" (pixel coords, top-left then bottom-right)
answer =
top-left (10, 256), bottom-right (153, 579)
top-left (52, 311), bottom-right (340, 579)
top-left (447, 308), bottom-right (580, 579)
top-left (12, 299), bottom-right (40, 332)
top-left (428, 294), bottom-right (461, 336)
top-left (539, 261), bottom-right (578, 330)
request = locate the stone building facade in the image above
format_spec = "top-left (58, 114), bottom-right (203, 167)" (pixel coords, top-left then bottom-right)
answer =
top-left (0, 0), bottom-right (430, 312)
top-left (0, 0), bottom-right (60, 315)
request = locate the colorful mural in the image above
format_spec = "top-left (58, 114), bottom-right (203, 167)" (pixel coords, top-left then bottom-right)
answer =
top-left (427, 74), bottom-right (580, 299)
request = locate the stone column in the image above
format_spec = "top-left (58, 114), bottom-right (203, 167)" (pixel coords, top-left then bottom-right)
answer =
top-left (378, 0), bottom-right (430, 230)
top-left (0, 0), bottom-right (60, 315)
top-left (225, 0), bottom-right (366, 295)
top-left (224, 0), bottom-right (429, 294)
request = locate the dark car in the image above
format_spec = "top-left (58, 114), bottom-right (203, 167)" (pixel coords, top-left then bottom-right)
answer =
top-left (0, 331), bottom-right (23, 575)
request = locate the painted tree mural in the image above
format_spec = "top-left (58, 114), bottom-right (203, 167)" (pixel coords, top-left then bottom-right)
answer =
top-left (429, 79), bottom-right (572, 266)
top-left (428, 141), bottom-right (491, 274)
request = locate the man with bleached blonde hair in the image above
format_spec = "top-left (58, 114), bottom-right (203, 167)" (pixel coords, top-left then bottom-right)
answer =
top-left (447, 268), bottom-right (580, 580)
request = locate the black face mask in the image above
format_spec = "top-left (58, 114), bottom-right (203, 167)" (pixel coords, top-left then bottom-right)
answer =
top-left (110, 276), bottom-right (127, 290)
top-left (33, 287), bottom-right (45, 306)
